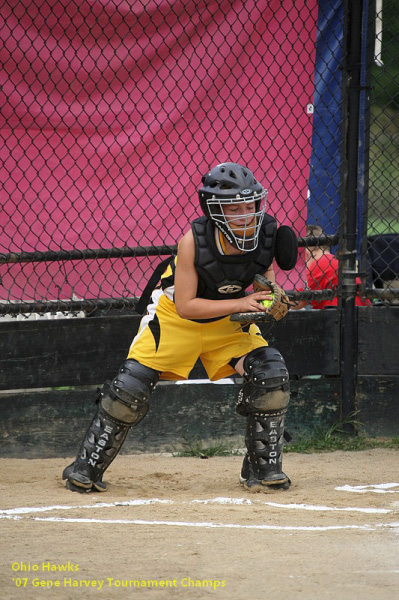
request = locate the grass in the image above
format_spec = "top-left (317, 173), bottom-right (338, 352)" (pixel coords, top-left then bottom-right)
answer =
top-left (174, 435), bottom-right (399, 457)
top-left (286, 412), bottom-right (399, 453)
top-left (285, 433), bottom-right (399, 453)
top-left (367, 105), bottom-right (399, 236)
top-left (173, 415), bottom-right (399, 457)
top-left (367, 218), bottom-right (399, 235)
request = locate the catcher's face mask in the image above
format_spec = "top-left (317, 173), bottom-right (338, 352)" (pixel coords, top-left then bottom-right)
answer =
top-left (207, 190), bottom-right (267, 251)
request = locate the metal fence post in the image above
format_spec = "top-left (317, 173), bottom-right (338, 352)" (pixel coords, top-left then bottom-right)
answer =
top-left (340, 0), bottom-right (365, 430)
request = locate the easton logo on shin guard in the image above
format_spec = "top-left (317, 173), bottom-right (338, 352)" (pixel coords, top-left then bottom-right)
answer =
top-left (267, 420), bottom-right (281, 465)
top-left (88, 425), bottom-right (113, 468)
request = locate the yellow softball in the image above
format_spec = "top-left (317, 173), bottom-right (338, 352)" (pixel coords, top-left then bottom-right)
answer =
top-left (259, 294), bottom-right (274, 308)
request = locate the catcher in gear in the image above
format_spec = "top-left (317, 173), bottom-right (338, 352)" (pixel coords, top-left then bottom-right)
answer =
top-left (62, 162), bottom-right (297, 494)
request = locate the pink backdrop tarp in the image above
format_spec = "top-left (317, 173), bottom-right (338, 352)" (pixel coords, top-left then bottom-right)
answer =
top-left (0, 0), bottom-right (317, 300)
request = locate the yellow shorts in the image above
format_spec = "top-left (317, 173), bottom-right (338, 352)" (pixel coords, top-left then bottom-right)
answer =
top-left (127, 291), bottom-right (268, 381)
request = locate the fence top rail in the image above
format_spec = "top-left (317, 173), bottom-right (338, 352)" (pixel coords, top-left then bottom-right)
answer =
top-left (0, 235), bottom-right (340, 265)
top-left (0, 245), bottom-right (178, 264)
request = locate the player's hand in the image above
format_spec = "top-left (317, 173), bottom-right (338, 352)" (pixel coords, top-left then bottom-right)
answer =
top-left (233, 292), bottom-right (273, 313)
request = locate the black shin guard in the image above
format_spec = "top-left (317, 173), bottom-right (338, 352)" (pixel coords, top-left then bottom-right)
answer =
top-left (241, 409), bottom-right (290, 491)
top-left (237, 347), bottom-right (291, 491)
top-left (63, 360), bottom-right (159, 493)
top-left (63, 407), bottom-right (130, 493)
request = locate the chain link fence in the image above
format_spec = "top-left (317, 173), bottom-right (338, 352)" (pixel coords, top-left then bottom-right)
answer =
top-left (366, 0), bottom-right (399, 301)
top-left (1, 0), bottom-right (398, 317)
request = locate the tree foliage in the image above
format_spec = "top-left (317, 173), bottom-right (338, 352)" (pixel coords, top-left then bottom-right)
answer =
top-left (369, 0), bottom-right (399, 233)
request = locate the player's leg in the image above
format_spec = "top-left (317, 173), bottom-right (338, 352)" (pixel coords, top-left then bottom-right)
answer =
top-left (198, 319), bottom-right (290, 490)
top-left (63, 359), bottom-right (159, 493)
top-left (236, 346), bottom-right (291, 491)
top-left (63, 294), bottom-right (201, 493)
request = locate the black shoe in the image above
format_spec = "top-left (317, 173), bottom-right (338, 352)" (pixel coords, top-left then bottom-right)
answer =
top-left (240, 472), bottom-right (291, 492)
top-left (239, 453), bottom-right (290, 492)
top-left (62, 464), bottom-right (107, 493)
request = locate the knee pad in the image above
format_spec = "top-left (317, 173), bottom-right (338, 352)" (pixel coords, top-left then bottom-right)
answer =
top-left (100, 360), bottom-right (160, 425)
top-left (237, 347), bottom-right (290, 416)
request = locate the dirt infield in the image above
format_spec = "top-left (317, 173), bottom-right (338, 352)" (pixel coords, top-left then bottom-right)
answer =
top-left (1, 450), bottom-right (399, 599)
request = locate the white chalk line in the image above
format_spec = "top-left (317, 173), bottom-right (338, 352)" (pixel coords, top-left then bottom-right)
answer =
top-left (3, 515), bottom-right (399, 532)
top-left (193, 498), bottom-right (391, 514)
top-left (336, 483), bottom-right (399, 494)
top-left (2, 482), bottom-right (396, 520)
top-left (25, 517), bottom-right (383, 531)
top-left (0, 498), bottom-right (172, 516)
top-left (0, 497), bottom-right (392, 518)
top-left (1, 496), bottom-right (398, 533)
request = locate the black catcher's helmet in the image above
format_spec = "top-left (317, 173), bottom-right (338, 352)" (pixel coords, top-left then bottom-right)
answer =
top-left (199, 162), bottom-right (267, 251)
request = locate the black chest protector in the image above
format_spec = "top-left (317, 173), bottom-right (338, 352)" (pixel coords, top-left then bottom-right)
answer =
top-left (191, 215), bottom-right (277, 301)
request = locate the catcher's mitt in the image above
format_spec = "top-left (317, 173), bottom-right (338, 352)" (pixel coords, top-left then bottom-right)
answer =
top-left (230, 274), bottom-right (290, 323)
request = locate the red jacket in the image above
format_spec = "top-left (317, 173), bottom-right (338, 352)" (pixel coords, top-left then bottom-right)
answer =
top-left (307, 254), bottom-right (371, 309)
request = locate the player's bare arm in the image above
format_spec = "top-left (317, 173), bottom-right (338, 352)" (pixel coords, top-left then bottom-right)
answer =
top-left (174, 230), bottom-right (272, 320)
top-left (263, 264), bottom-right (276, 283)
